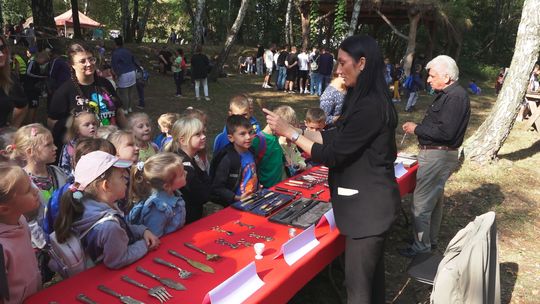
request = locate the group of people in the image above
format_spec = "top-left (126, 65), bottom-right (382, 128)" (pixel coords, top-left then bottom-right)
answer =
top-left (251, 44), bottom-right (334, 96)
top-left (1, 33), bottom-right (472, 304)
top-left (157, 45), bottom-right (211, 100)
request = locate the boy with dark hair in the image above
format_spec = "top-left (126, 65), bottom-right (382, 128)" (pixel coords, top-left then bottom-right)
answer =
top-left (304, 108), bottom-right (327, 132)
top-left (213, 94), bottom-right (261, 154)
top-left (210, 115), bottom-right (258, 206)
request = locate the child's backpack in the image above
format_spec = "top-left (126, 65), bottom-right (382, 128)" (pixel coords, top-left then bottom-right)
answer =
top-left (48, 213), bottom-right (118, 278)
top-left (403, 74), bottom-right (414, 90)
top-left (43, 183), bottom-right (71, 235)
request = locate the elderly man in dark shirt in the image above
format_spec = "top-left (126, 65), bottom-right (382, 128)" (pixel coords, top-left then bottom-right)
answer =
top-left (400, 55), bottom-right (471, 258)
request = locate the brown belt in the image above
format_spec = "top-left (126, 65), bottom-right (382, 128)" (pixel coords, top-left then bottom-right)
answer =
top-left (419, 145), bottom-right (458, 151)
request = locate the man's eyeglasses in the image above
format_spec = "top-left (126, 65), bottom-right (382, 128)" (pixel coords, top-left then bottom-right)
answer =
top-left (77, 57), bottom-right (97, 65)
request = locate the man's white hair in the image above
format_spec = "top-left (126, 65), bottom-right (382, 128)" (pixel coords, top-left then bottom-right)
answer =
top-left (426, 55), bottom-right (459, 82)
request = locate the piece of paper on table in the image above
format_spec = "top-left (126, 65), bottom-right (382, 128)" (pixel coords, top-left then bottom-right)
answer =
top-left (394, 162), bottom-right (408, 179)
top-left (274, 225), bottom-right (320, 266)
top-left (206, 262), bottom-right (264, 304)
top-left (316, 208), bottom-right (336, 232)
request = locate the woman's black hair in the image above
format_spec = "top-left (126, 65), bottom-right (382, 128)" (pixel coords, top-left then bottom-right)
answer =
top-left (339, 35), bottom-right (397, 128)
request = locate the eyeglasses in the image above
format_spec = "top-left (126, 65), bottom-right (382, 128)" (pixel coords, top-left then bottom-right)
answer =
top-left (77, 57), bottom-right (97, 65)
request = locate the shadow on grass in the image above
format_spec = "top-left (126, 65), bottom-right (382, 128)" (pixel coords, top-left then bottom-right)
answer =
top-left (498, 139), bottom-right (540, 162)
top-left (500, 262), bottom-right (519, 304)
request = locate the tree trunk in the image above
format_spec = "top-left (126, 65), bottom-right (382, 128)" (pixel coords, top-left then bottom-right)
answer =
top-left (403, 7), bottom-right (421, 76)
top-left (425, 19), bottom-right (435, 61)
top-left (463, 0), bottom-right (540, 164)
top-left (70, 0), bottom-right (82, 39)
top-left (137, 0), bottom-right (153, 43)
top-left (131, 0), bottom-right (139, 42)
top-left (298, 0), bottom-right (310, 50)
top-left (120, 0), bottom-right (132, 42)
top-left (31, 0), bottom-right (57, 49)
top-left (192, 0), bottom-right (206, 53)
top-left (215, 0), bottom-right (249, 76)
top-left (347, 0), bottom-right (362, 37)
top-left (285, 0), bottom-right (293, 46)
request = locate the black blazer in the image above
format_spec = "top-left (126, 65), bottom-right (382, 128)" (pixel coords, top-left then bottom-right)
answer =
top-left (311, 92), bottom-right (400, 238)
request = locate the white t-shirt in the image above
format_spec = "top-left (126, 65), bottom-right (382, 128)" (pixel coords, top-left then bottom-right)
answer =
top-left (264, 50), bottom-right (274, 68)
top-left (274, 52), bottom-right (280, 66)
top-left (298, 52), bottom-right (309, 71)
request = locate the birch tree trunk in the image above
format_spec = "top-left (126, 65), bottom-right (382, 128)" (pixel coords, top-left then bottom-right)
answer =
top-left (70, 0), bottom-right (82, 39)
top-left (347, 0), bottom-right (362, 37)
top-left (215, 0), bottom-right (249, 76)
top-left (192, 0), bottom-right (206, 54)
top-left (285, 0), bottom-right (293, 46)
top-left (463, 0), bottom-right (540, 164)
top-left (403, 7), bottom-right (421, 76)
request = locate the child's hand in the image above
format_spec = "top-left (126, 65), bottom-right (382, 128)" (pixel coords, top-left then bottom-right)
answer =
top-left (143, 230), bottom-right (161, 250)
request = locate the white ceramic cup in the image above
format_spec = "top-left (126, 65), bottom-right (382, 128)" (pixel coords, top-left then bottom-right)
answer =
top-left (254, 242), bottom-right (265, 260)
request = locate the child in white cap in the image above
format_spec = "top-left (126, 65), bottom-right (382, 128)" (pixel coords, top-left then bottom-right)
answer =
top-left (53, 151), bottom-right (160, 269)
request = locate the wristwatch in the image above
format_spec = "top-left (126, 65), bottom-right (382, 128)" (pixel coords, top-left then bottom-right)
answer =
top-left (290, 130), bottom-right (300, 143)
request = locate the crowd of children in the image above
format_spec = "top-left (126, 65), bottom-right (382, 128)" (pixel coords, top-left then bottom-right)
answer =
top-left (0, 82), bottom-right (335, 302)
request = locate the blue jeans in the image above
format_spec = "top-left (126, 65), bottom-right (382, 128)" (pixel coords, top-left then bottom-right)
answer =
top-left (321, 74), bottom-right (332, 94)
top-left (310, 72), bottom-right (321, 95)
top-left (277, 66), bottom-right (287, 90)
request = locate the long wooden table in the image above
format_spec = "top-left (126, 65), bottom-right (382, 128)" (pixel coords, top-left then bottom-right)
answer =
top-left (25, 165), bottom-right (417, 304)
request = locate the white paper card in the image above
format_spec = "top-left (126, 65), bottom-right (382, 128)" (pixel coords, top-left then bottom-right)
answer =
top-left (324, 208), bottom-right (336, 231)
top-left (280, 225), bottom-right (320, 266)
top-left (337, 187), bottom-right (358, 196)
top-left (394, 162), bottom-right (408, 179)
top-left (207, 262), bottom-right (264, 304)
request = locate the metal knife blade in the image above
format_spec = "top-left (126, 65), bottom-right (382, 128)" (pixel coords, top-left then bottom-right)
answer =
top-left (135, 266), bottom-right (186, 291)
top-left (168, 249), bottom-right (215, 273)
top-left (76, 294), bottom-right (98, 304)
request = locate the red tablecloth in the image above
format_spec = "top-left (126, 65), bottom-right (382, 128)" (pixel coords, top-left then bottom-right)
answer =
top-left (25, 165), bottom-right (417, 304)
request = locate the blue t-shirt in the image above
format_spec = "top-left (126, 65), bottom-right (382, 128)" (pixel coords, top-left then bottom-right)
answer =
top-left (237, 151), bottom-right (258, 196)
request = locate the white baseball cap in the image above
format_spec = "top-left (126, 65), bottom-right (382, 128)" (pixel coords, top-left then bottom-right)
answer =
top-left (73, 151), bottom-right (132, 191)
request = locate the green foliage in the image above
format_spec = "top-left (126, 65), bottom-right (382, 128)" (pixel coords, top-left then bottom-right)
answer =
top-left (332, 0), bottom-right (347, 47)
top-left (2, 0), bottom-right (31, 24)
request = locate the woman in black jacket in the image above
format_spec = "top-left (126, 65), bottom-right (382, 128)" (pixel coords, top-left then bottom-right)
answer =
top-left (264, 35), bottom-right (399, 303)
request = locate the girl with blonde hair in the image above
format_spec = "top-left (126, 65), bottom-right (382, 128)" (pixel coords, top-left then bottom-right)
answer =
top-left (164, 116), bottom-right (210, 223)
top-left (127, 152), bottom-right (187, 237)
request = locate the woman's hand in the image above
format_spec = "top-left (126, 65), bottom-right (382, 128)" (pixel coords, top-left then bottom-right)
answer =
top-left (262, 108), bottom-right (295, 139)
top-left (143, 229), bottom-right (161, 250)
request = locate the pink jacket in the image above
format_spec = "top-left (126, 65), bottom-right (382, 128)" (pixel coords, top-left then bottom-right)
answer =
top-left (0, 216), bottom-right (41, 304)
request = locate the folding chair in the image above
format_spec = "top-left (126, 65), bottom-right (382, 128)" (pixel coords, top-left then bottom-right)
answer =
top-left (393, 211), bottom-right (500, 304)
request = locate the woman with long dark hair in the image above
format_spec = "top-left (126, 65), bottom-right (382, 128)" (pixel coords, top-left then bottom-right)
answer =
top-left (48, 43), bottom-right (127, 150)
top-left (0, 35), bottom-right (27, 128)
top-left (264, 35), bottom-right (399, 303)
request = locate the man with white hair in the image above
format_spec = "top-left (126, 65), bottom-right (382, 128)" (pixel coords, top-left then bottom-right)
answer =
top-left (399, 55), bottom-right (471, 258)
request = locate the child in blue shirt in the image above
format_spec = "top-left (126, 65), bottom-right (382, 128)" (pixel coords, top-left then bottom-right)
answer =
top-left (210, 115), bottom-right (258, 205)
top-left (213, 95), bottom-right (261, 155)
top-left (127, 152), bottom-right (187, 237)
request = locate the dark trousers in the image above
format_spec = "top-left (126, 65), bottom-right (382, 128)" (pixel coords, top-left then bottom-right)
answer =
top-left (136, 82), bottom-right (145, 107)
top-left (174, 71), bottom-right (184, 95)
top-left (345, 235), bottom-right (386, 304)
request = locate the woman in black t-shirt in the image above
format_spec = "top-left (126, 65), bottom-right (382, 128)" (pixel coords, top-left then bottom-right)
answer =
top-left (48, 43), bottom-right (127, 149)
top-left (0, 36), bottom-right (27, 128)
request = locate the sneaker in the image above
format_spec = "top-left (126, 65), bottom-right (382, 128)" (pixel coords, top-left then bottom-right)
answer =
top-left (136, 105), bottom-right (144, 110)
top-left (175, 94), bottom-right (183, 98)
top-left (304, 89), bottom-right (309, 94)
top-left (196, 97), bottom-right (201, 101)
top-left (204, 97), bottom-right (211, 101)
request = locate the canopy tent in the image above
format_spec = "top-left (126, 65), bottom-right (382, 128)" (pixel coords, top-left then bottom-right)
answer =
top-left (24, 10), bottom-right (102, 29)
top-left (54, 10), bottom-right (101, 28)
